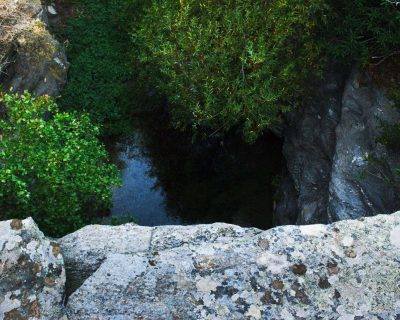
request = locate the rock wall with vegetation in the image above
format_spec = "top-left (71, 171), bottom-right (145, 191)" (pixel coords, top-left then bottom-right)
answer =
top-left (1, 0), bottom-right (400, 239)
top-left (131, 0), bottom-right (400, 224)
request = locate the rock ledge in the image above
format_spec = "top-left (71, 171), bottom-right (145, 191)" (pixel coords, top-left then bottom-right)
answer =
top-left (61, 212), bottom-right (400, 320)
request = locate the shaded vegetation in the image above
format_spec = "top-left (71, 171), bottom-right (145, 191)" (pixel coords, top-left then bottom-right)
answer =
top-left (133, 0), bottom-right (400, 141)
top-left (59, 0), bottom-right (135, 136)
top-left (132, 0), bottom-right (329, 141)
top-left (59, 0), bottom-right (400, 142)
top-left (3, 0), bottom-right (399, 235)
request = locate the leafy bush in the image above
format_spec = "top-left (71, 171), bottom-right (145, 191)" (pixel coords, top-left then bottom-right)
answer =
top-left (59, 0), bottom-right (135, 136)
top-left (328, 0), bottom-right (400, 65)
top-left (132, 0), bottom-right (400, 141)
top-left (0, 92), bottom-right (120, 236)
top-left (133, 0), bottom-right (329, 141)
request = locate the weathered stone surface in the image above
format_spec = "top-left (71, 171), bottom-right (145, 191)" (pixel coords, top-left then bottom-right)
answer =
top-left (59, 223), bottom-right (152, 294)
top-left (150, 223), bottom-right (262, 252)
top-left (66, 213), bottom-right (400, 319)
top-left (0, 0), bottom-right (68, 96)
top-left (276, 67), bottom-right (400, 225)
top-left (59, 223), bottom-right (261, 294)
top-left (0, 218), bottom-right (65, 320)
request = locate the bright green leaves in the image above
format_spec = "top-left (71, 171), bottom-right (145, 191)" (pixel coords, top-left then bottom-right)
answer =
top-left (0, 92), bottom-right (120, 236)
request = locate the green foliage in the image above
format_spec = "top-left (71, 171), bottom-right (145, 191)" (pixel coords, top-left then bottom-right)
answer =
top-left (327, 0), bottom-right (400, 65)
top-left (132, 0), bottom-right (400, 141)
top-left (58, 0), bottom-right (400, 142)
top-left (0, 92), bottom-right (120, 236)
top-left (59, 0), bottom-right (135, 136)
top-left (133, 0), bottom-right (329, 141)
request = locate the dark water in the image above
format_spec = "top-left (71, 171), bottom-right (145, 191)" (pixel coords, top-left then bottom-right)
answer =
top-left (111, 132), bottom-right (182, 226)
top-left (110, 115), bottom-right (283, 229)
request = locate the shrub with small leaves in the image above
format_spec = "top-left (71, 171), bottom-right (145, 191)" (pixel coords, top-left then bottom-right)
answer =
top-left (0, 92), bottom-right (120, 236)
top-left (59, 0), bottom-right (135, 136)
top-left (132, 0), bottom-right (400, 141)
top-left (133, 0), bottom-right (330, 141)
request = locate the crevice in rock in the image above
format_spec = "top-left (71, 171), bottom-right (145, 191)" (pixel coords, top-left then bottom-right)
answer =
top-left (63, 260), bottom-right (104, 302)
top-left (274, 64), bottom-right (352, 225)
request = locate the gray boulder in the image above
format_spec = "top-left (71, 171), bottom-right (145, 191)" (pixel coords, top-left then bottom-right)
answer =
top-left (0, 218), bottom-right (65, 320)
top-left (59, 223), bottom-right (153, 295)
top-left (0, 0), bottom-right (68, 96)
top-left (65, 213), bottom-right (400, 319)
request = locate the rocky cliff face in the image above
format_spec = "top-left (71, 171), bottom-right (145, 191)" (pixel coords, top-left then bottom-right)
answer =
top-left (275, 68), bottom-right (400, 225)
top-left (328, 69), bottom-right (400, 221)
top-left (0, 0), bottom-right (68, 96)
top-left (275, 69), bottom-right (346, 225)
top-left (2, 213), bottom-right (400, 319)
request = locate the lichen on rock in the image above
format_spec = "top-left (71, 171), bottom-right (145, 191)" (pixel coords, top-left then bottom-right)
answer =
top-left (63, 212), bottom-right (400, 319)
top-left (0, 218), bottom-right (66, 320)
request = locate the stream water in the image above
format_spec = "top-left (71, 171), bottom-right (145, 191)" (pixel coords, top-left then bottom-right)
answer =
top-left (110, 115), bottom-right (283, 229)
top-left (111, 132), bottom-right (182, 226)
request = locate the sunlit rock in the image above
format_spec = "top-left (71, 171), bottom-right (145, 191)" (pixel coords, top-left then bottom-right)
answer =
top-left (0, 218), bottom-right (65, 319)
top-left (65, 212), bottom-right (400, 319)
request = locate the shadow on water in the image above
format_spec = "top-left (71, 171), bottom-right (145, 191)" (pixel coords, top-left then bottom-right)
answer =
top-left (109, 112), bottom-right (283, 230)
